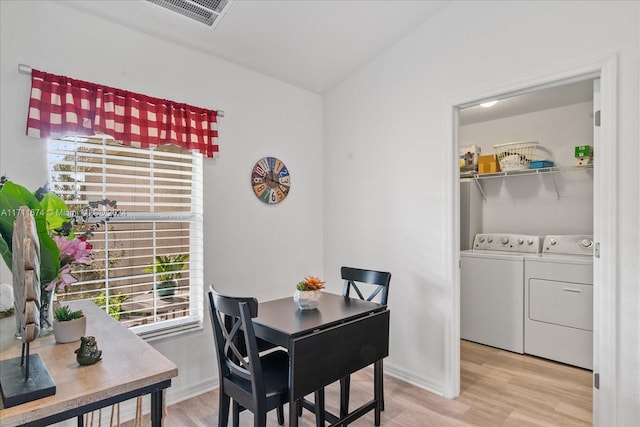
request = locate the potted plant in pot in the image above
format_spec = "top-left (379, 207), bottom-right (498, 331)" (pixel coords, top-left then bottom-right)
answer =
top-left (53, 305), bottom-right (86, 344)
top-left (294, 276), bottom-right (325, 310)
top-left (142, 254), bottom-right (189, 299)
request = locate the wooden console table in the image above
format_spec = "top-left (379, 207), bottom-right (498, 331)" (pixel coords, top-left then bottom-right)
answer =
top-left (0, 300), bottom-right (178, 427)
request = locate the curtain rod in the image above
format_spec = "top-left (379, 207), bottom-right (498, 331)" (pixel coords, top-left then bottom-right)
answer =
top-left (17, 63), bottom-right (225, 118)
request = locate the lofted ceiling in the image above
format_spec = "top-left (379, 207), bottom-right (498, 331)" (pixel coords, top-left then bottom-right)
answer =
top-left (54, 1), bottom-right (593, 119)
top-left (54, 0), bottom-right (449, 94)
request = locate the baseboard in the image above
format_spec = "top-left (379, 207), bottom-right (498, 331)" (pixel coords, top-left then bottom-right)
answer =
top-left (383, 362), bottom-right (444, 396)
top-left (166, 377), bottom-right (219, 406)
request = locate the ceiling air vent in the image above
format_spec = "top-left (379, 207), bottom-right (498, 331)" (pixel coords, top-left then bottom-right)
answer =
top-left (147, 0), bottom-right (232, 27)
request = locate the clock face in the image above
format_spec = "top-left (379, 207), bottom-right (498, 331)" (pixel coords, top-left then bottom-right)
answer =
top-left (251, 157), bottom-right (291, 204)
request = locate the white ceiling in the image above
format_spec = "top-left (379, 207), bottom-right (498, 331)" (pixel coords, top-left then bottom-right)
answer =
top-left (55, 0), bottom-right (593, 118)
top-left (459, 79), bottom-right (595, 125)
top-left (55, 0), bottom-right (449, 94)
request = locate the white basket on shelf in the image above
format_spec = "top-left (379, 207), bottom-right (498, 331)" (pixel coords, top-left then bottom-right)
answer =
top-left (493, 141), bottom-right (539, 171)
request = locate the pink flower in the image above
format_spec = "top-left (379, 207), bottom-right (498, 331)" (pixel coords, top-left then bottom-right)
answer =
top-left (53, 235), bottom-right (93, 266)
top-left (45, 236), bottom-right (94, 292)
top-left (44, 264), bottom-right (78, 292)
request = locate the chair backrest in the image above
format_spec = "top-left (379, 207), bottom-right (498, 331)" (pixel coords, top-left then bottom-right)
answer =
top-left (208, 286), bottom-right (266, 397)
top-left (341, 266), bottom-right (392, 305)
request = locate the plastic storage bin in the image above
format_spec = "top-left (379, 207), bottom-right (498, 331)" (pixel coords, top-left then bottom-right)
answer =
top-left (493, 141), bottom-right (539, 171)
top-left (530, 160), bottom-right (554, 169)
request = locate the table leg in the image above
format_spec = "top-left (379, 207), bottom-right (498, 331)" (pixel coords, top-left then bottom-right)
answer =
top-left (289, 398), bottom-right (299, 427)
top-left (340, 376), bottom-right (350, 418)
top-left (150, 389), bottom-right (164, 427)
top-left (374, 360), bottom-right (382, 426)
top-left (314, 388), bottom-right (326, 427)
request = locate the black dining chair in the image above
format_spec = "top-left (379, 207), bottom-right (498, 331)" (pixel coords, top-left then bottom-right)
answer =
top-left (339, 266), bottom-right (391, 418)
top-left (208, 286), bottom-right (289, 427)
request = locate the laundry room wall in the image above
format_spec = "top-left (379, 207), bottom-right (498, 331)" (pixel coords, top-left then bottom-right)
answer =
top-left (323, 2), bottom-right (638, 424)
top-left (459, 101), bottom-right (594, 235)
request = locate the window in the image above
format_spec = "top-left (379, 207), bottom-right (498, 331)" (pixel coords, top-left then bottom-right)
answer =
top-left (48, 135), bottom-right (203, 337)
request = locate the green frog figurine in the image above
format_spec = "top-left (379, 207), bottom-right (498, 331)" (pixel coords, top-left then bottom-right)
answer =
top-left (75, 336), bottom-right (102, 366)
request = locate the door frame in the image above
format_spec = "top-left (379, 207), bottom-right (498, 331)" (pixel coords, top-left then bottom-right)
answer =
top-left (445, 53), bottom-right (618, 426)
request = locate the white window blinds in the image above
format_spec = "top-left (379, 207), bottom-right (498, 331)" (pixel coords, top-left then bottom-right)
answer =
top-left (48, 136), bottom-right (204, 336)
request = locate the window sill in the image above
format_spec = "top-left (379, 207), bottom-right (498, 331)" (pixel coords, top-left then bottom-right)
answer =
top-left (135, 318), bottom-right (203, 342)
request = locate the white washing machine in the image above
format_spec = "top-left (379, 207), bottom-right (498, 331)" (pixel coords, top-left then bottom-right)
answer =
top-left (461, 233), bottom-right (542, 353)
top-left (525, 235), bottom-right (594, 370)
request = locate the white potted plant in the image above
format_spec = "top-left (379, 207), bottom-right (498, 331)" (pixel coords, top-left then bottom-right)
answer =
top-left (293, 276), bottom-right (325, 310)
top-left (53, 305), bottom-right (86, 344)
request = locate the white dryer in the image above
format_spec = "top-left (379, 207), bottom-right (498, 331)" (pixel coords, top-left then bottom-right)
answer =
top-left (524, 235), bottom-right (594, 369)
top-left (461, 234), bottom-right (542, 353)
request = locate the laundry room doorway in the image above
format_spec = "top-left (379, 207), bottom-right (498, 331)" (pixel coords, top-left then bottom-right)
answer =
top-left (446, 55), bottom-right (618, 427)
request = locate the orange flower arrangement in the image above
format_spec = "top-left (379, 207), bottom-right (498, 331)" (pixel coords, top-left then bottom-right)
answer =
top-left (296, 276), bottom-right (326, 291)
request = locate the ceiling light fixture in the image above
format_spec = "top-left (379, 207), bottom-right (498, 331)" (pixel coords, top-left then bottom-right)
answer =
top-left (480, 100), bottom-right (498, 108)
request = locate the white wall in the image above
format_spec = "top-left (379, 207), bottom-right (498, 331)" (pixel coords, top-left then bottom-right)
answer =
top-left (0, 0), bottom-right (323, 421)
top-left (461, 101), bottom-right (594, 235)
top-left (460, 101), bottom-right (594, 167)
top-left (324, 1), bottom-right (638, 425)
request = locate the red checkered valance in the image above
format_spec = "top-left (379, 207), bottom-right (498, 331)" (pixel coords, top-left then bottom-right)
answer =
top-left (26, 69), bottom-right (219, 157)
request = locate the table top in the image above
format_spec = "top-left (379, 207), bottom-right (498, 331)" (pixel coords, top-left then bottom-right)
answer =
top-left (0, 300), bottom-right (178, 426)
top-left (253, 292), bottom-right (386, 342)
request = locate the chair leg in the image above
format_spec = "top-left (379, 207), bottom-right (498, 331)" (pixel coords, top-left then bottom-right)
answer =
top-left (276, 404), bottom-right (284, 425)
top-left (255, 410), bottom-right (267, 427)
top-left (232, 401), bottom-right (241, 427)
top-left (339, 375), bottom-right (350, 418)
top-left (218, 393), bottom-right (230, 427)
top-left (297, 399), bottom-right (303, 417)
top-left (377, 360), bottom-right (385, 411)
top-left (314, 388), bottom-right (326, 427)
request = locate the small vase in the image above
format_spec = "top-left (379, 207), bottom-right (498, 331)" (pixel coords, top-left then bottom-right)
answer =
top-left (13, 291), bottom-right (54, 339)
top-left (294, 290), bottom-right (321, 310)
top-left (53, 316), bottom-right (87, 344)
top-left (39, 291), bottom-right (55, 336)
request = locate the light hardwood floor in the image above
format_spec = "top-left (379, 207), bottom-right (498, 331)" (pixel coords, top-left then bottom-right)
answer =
top-left (123, 340), bottom-right (592, 426)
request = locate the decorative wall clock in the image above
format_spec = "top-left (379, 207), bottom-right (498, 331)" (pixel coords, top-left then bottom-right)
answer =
top-left (251, 157), bottom-right (291, 204)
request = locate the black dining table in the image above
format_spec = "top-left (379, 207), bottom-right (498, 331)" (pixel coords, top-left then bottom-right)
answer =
top-left (252, 292), bottom-right (390, 427)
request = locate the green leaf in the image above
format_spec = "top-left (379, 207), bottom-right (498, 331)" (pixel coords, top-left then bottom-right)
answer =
top-left (0, 236), bottom-right (10, 270)
top-left (39, 232), bottom-right (60, 286)
top-left (0, 192), bottom-right (22, 268)
top-left (142, 253), bottom-right (189, 281)
top-left (0, 181), bottom-right (61, 284)
top-left (54, 305), bottom-right (83, 321)
top-left (0, 184), bottom-right (38, 270)
top-left (40, 193), bottom-right (69, 234)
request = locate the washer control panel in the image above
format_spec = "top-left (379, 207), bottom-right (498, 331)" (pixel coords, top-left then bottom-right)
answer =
top-left (543, 235), bottom-right (594, 256)
top-left (473, 234), bottom-right (542, 253)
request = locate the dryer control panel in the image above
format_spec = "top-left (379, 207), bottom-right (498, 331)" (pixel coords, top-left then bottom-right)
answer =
top-left (543, 235), bottom-right (594, 256)
top-left (473, 234), bottom-right (542, 253)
